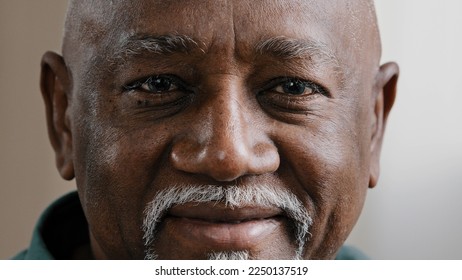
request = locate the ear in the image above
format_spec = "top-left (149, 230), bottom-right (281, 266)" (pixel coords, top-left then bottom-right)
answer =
top-left (40, 51), bottom-right (75, 180)
top-left (369, 62), bottom-right (399, 188)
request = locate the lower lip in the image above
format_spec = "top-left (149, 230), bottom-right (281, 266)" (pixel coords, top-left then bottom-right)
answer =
top-left (164, 216), bottom-right (283, 250)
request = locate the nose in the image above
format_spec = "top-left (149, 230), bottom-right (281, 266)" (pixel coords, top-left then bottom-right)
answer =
top-left (170, 83), bottom-right (279, 182)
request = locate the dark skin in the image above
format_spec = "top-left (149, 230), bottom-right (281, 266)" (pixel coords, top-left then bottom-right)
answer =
top-left (40, 0), bottom-right (398, 259)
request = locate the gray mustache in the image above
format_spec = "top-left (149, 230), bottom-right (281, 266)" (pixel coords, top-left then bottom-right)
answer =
top-left (142, 184), bottom-right (312, 259)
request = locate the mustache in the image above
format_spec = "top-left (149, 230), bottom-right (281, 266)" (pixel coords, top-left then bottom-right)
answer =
top-left (142, 184), bottom-right (312, 259)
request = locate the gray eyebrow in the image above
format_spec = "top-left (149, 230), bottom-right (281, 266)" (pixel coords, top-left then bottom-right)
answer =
top-left (114, 34), bottom-right (201, 60)
top-left (255, 36), bottom-right (339, 66)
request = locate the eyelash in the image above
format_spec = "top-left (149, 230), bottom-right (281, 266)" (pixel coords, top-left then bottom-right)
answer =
top-left (123, 75), bottom-right (187, 93)
top-left (265, 77), bottom-right (329, 97)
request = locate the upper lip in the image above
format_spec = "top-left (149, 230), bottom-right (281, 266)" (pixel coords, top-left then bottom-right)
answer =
top-left (167, 202), bottom-right (284, 223)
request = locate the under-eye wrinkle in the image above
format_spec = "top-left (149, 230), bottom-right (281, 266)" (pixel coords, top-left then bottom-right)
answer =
top-left (136, 99), bottom-right (151, 107)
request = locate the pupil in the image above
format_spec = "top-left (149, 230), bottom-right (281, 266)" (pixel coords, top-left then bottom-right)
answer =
top-left (148, 77), bottom-right (171, 92)
top-left (283, 80), bottom-right (305, 95)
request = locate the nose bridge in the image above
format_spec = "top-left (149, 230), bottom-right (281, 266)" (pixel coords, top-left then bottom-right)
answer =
top-left (170, 75), bottom-right (279, 181)
top-left (196, 76), bottom-right (254, 180)
top-left (206, 78), bottom-right (248, 157)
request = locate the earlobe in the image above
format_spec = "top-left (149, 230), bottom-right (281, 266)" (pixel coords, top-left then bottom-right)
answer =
top-left (40, 51), bottom-right (75, 180)
top-left (369, 62), bottom-right (399, 188)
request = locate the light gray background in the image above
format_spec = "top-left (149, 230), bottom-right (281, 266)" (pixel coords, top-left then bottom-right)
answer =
top-left (1, 0), bottom-right (461, 259)
top-left (346, 0), bottom-right (462, 259)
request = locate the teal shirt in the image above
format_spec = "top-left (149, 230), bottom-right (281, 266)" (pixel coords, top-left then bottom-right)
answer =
top-left (12, 191), bottom-right (368, 260)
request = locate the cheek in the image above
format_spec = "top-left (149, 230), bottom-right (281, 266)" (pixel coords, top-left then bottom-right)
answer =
top-left (274, 114), bottom-right (370, 258)
top-left (73, 121), bottom-right (172, 258)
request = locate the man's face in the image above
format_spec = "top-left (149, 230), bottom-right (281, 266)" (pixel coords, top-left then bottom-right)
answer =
top-left (46, 0), bottom-right (395, 259)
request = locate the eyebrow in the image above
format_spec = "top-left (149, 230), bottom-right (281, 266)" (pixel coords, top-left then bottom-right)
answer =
top-left (115, 33), bottom-right (338, 63)
top-left (115, 34), bottom-right (336, 62)
top-left (255, 36), bottom-right (339, 66)
top-left (114, 34), bottom-right (201, 61)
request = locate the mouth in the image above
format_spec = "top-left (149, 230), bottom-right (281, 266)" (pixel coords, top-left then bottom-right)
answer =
top-left (163, 202), bottom-right (287, 250)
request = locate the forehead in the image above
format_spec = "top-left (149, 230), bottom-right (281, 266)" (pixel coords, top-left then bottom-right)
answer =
top-left (129, 0), bottom-right (329, 38)
top-left (73, 0), bottom-right (365, 56)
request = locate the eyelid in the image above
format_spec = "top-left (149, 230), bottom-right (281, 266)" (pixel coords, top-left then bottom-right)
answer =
top-left (123, 74), bottom-right (188, 92)
top-left (263, 77), bottom-right (330, 97)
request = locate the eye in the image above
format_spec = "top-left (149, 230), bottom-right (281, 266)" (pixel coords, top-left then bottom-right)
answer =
top-left (257, 77), bottom-right (330, 115)
top-left (271, 78), bottom-right (323, 96)
top-left (124, 75), bottom-right (182, 93)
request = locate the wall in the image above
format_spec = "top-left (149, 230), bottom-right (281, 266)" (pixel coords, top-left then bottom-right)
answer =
top-left (0, 1), bottom-right (73, 259)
